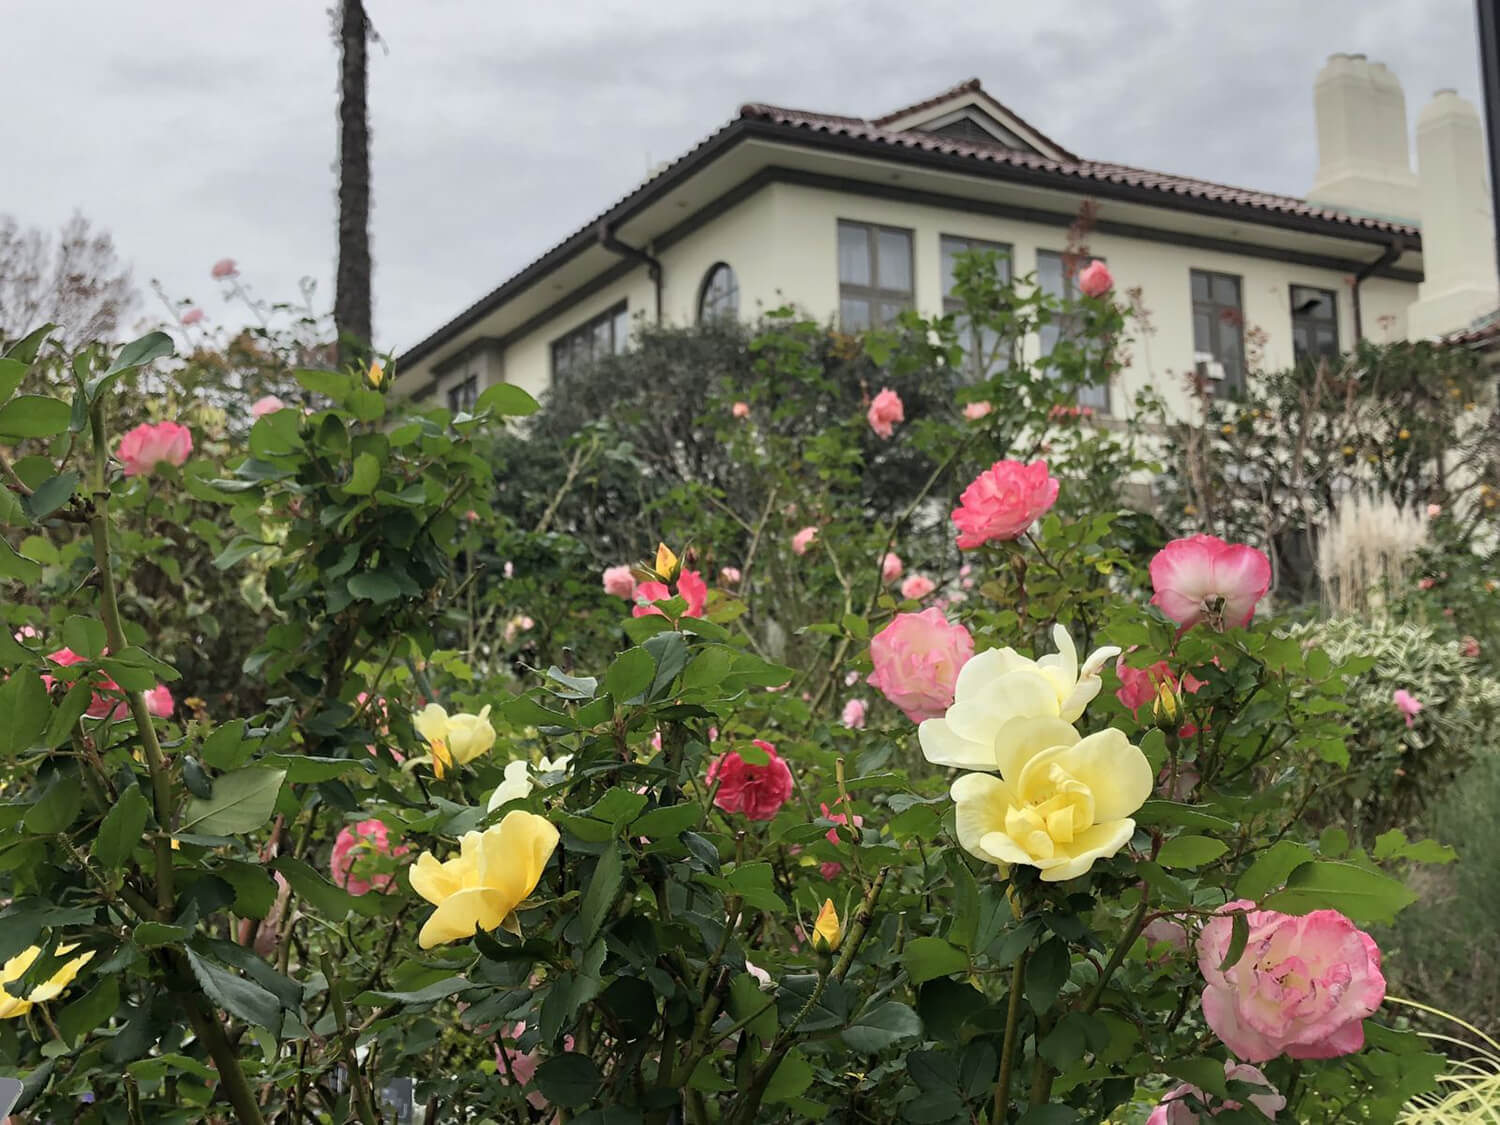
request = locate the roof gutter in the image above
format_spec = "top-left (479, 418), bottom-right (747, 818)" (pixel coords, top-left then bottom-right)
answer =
top-left (596, 221), bottom-right (662, 326)
top-left (1351, 239), bottom-right (1408, 341)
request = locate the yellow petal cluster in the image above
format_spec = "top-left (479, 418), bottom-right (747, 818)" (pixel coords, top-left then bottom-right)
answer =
top-left (413, 703), bottom-right (495, 778)
top-left (409, 811), bottom-right (559, 948)
top-left (813, 899), bottom-right (842, 953)
top-left (655, 542), bottom-right (681, 581)
top-left (0, 944), bottom-right (94, 1019)
top-left (918, 625), bottom-right (1121, 771)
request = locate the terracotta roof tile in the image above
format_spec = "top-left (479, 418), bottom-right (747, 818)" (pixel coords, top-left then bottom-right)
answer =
top-left (868, 77), bottom-right (1080, 161)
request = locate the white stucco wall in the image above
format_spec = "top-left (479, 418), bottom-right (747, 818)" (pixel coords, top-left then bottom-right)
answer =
top-left (470, 181), bottom-right (1422, 418)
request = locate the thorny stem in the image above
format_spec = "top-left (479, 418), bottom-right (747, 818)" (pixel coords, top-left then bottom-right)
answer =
top-left (993, 948), bottom-right (1029, 1123)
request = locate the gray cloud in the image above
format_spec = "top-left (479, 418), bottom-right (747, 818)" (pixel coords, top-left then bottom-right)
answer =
top-left (3, 0), bottom-right (1484, 353)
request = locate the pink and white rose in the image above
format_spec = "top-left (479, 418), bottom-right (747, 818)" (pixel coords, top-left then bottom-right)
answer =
top-left (880, 552), bottom-right (903, 583)
top-left (1149, 534), bottom-right (1271, 631)
top-left (900, 574), bottom-right (935, 601)
top-left (840, 698), bottom-right (867, 729)
top-left (963, 401), bottom-right (993, 420)
top-left (251, 395), bottom-right (286, 419)
top-left (866, 608), bottom-right (974, 723)
top-left (602, 565), bottom-right (637, 600)
top-left (1146, 1059), bottom-right (1285, 1124)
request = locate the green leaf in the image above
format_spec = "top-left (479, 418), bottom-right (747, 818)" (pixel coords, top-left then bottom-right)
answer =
top-left (345, 452), bottom-right (380, 495)
top-left (62, 615), bottom-right (107, 658)
top-left (944, 851), bottom-right (980, 953)
top-left (346, 387), bottom-right (385, 421)
top-left (354, 976), bottom-right (473, 1009)
top-left (1162, 1058), bottom-right (1228, 1098)
top-left (212, 535), bottom-right (268, 570)
top-left (604, 647), bottom-right (655, 703)
top-left (271, 856), bottom-right (385, 920)
top-left (728, 972), bottom-right (776, 1044)
top-left (0, 670), bottom-right (49, 756)
top-left (1372, 829), bottom-right (1457, 865)
top-left (24, 775), bottom-right (81, 834)
top-left (215, 860), bottom-right (278, 920)
top-left (347, 570), bottom-right (402, 604)
top-left (1157, 835), bottom-right (1229, 869)
top-left (133, 920), bottom-right (193, 948)
top-left (55, 976), bottom-right (119, 1047)
top-left (201, 720), bottom-right (252, 770)
top-left (98, 331), bottom-right (174, 384)
top-left (841, 1001), bottom-right (922, 1053)
top-left (579, 845), bottom-right (623, 946)
top-left (94, 784), bottom-right (152, 869)
top-left (1235, 840), bottom-right (1313, 900)
top-left (1135, 800), bottom-right (1236, 832)
top-left (1218, 910), bottom-right (1250, 972)
top-left (0, 537), bottom-right (41, 586)
top-left (295, 367), bottom-right (350, 399)
top-left (178, 767), bottom-right (285, 835)
top-left (1025, 938), bottom-right (1070, 1014)
top-left (0, 395), bottom-right (69, 439)
top-left (0, 358), bottom-right (28, 405)
top-left (261, 755), bottom-right (374, 783)
top-left (764, 1046), bottom-right (814, 1102)
top-left (475, 381), bottom-right (540, 417)
top-left (533, 1052), bottom-right (603, 1109)
top-left (0, 484), bottom-right (26, 527)
top-left (643, 631), bottom-right (690, 699)
top-left (632, 803), bottom-right (701, 839)
top-left (902, 937), bottom-right (970, 985)
top-left (1263, 860), bottom-right (1417, 925)
top-left (183, 948), bottom-right (282, 1034)
top-left (23, 471), bottom-right (78, 520)
top-left (4, 324), bottom-right (56, 364)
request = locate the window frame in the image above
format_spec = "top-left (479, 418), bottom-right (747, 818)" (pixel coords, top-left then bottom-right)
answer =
top-left (1189, 268), bottom-right (1247, 391)
top-left (940, 233), bottom-right (1013, 378)
top-left (550, 300), bottom-right (629, 382)
top-left (1037, 248), bottom-right (1111, 412)
top-left (445, 373), bottom-right (478, 414)
top-left (697, 262), bottom-right (740, 324)
top-left (837, 219), bottom-right (915, 330)
top-left (1289, 284), bottom-right (1339, 367)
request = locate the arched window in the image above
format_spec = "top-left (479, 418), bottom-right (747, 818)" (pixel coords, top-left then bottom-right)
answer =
top-left (697, 262), bottom-right (739, 323)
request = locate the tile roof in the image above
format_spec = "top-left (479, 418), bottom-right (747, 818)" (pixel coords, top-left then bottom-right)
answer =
top-left (869, 76), bottom-right (1080, 161)
top-left (737, 101), bottom-right (1420, 238)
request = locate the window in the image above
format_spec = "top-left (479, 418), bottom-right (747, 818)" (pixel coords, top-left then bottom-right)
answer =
top-left (941, 234), bottom-right (1012, 377)
top-left (698, 263), bottom-right (739, 323)
top-left (1190, 270), bottom-right (1246, 391)
top-left (1038, 250), bottom-right (1110, 411)
top-left (838, 220), bottom-right (914, 330)
top-left (445, 374), bottom-right (477, 414)
top-left (1290, 285), bottom-right (1339, 366)
top-left (551, 302), bottom-right (629, 381)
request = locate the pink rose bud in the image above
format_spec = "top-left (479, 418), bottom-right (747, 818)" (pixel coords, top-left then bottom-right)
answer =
top-left (1077, 259), bottom-right (1113, 298)
top-left (844, 670), bottom-right (859, 686)
top-left (116, 421), bottom-right (193, 478)
top-left (705, 740), bottom-right (793, 821)
top-left (1426, 503), bottom-right (1442, 518)
top-left (952, 459), bottom-right (1060, 548)
top-left (867, 387), bottom-right (905, 439)
top-left (210, 258), bottom-right (238, 279)
top-left (840, 698), bottom-right (867, 729)
top-left (900, 574), bottom-right (935, 601)
top-left (180, 307), bottom-right (205, 326)
top-left (880, 552), bottom-right (903, 583)
top-left (720, 566), bottom-right (742, 585)
top-left (251, 395), bottom-right (286, 419)
top-left (732, 401), bottom-right (750, 419)
top-left (963, 401), bottom-right (992, 420)
top-left (603, 565), bottom-right (637, 599)
top-left (1149, 534), bottom-right (1272, 631)
top-left (791, 526), bottom-right (818, 556)
top-left (866, 608), bottom-right (973, 723)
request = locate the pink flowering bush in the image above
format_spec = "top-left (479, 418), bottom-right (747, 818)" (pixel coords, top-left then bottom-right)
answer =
top-left (951, 458), bottom-right (1060, 547)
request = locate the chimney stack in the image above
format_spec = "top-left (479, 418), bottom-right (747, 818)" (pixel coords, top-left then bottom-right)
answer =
top-left (1307, 53), bottom-right (1420, 222)
top-left (1406, 89), bottom-right (1499, 338)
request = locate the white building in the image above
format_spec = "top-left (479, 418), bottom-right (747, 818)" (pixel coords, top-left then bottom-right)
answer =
top-left (395, 58), bottom-right (1497, 417)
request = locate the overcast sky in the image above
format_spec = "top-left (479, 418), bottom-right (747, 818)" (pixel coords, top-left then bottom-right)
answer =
top-left (4, 0), bottom-right (1486, 354)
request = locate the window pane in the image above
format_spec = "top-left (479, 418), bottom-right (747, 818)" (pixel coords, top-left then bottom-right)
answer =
top-left (1315, 325), bottom-right (1338, 354)
top-left (613, 307), bottom-right (629, 352)
top-left (840, 297), bottom-right (871, 331)
top-left (877, 229), bottom-right (913, 294)
top-left (1078, 380), bottom-right (1110, 410)
top-left (1211, 274), bottom-right (1239, 306)
top-left (1038, 251), bottom-right (1065, 298)
top-left (1220, 320), bottom-right (1244, 381)
top-left (1193, 312), bottom-right (1213, 353)
top-left (1040, 319), bottom-right (1061, 357)
top-left (838, 223), bottom-right (871, 286)
top-left (1191, 271), bottom-right (1210, 303)
top-left (879, 301), bottom-right (906, 325)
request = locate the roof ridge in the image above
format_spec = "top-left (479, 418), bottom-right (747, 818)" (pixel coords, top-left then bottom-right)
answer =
top-left (870, 77), bottom-right (982, 126)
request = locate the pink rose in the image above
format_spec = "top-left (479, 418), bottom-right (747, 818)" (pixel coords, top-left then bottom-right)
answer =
top-left (880, 552), bottom-right (903, 583)
top-left (1392, 689), bottom-right (1423, 727)
top-left (820, 799), bottom-right (863, 846)
top-left (1197, 901), bottom-right (1385, 1061)
top-left (145, 684), bottom-right (174, 719)
top-left (1149, 534), bottom-right (1271, 631)
top-left (602, 565), bottom-right (637, 599)
top-left (1417, 577), bottom-right (1435, 591)
top-left (496, 1022), bottom-right (574, 1109)
top-left (720, 566), bottom-right (742, 585)
top-left (1143, 917), bottom-right (1189, 953)
top-left (211, 258), bottom-right (238, 279)
top-left (900, 574), bottom-right (935, 601)
top-left (180, 307), bottom-right (205, 326)
top-left (44, 647), bottom-right (127, 720)
top-left (1461, 635), bottom-right (1481, 659)
top-left (732, 401), bottom-right (750, 419)
top-left (791, 526), bottom-right (818, 556)
top-left (329, 819), bottom-right (408, 896)
top-left (632, 570), bottom-right (707, 619)
top-left (840, 698), bottom-right (867, 729)
top-left (251, 395), bottom-right (286, 419)
top-left (952, 459), bottom-right (1060, 548)
top-left (1426, 503), bottom-right (1442, 518)
top-left (963, 401), bottom-right (992, 420)
top-left (116, 421), bottom-right (193, 478)
top-left (1114, 654), bottom-right (1207, 719)
top-left (866, 608), bottom-right (974, 723)
top-left (706, 740), bottom-right (793, 821)
top-left (820, 861), bottom-right (844, 880)
top-left (1146, 1059), bottom-right (1285, 1124)
top-left (867, 387), bottom-right (905, 439)
top-left (1077, 259), bottom-right (1113, 298)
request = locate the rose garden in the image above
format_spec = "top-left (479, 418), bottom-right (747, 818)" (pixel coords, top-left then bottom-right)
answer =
top-left (0, 246), bottom-right (1496, 1123)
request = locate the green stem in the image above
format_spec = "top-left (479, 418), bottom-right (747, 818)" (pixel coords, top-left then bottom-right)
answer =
top-left (1083, 892), bottom-right (1151, 1015)
top-left (181, 988), bottom-right (267, 1125)
top-left (993, 948), bottom-right (1029, 1124)
top-left (321, 952), bottom-right (380, 1125)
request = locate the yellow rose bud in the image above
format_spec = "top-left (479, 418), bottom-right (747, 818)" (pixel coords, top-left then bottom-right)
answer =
top-left (409, 811), bottom-right (560, 948)
top-left (0, 944), bottom-right (94, 1020)
top-left (813, 899), bottom-right (842, 953)
top-left (655, 543), bottom-right (680, 582)
top-left (367, 360), bottom-right (385, 388)
top-left (1152, 681), bottom-right (1181, 731)
top-left (413, 703), bottom-right (496, 778)
top-left (1397, 428), bottom-right (1410, 440)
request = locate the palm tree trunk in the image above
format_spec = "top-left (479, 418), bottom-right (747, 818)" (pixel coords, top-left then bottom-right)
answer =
top-left (334, 0), bottom-right (372, 370)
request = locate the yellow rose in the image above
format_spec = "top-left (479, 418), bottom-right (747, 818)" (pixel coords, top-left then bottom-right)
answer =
top-left (366, 360), bottom-right (385, 388)
top-left (409, 810), bottom-right (559, 948)
top-left (655, 542), bottom-right (680, 581)
top-left (413, 703), bottom-right (495, 778)
top-left (0, 944), bottom-right (94, 1019)
top-left (813, 899), bottom-right (841, 953)
top-left (918, 625), bottom-right (1121, 771)
top-left (950, 721), bottom-right (1153, 881)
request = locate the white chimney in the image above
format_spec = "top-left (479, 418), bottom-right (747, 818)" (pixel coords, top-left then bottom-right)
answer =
top-left (1406, 89), bottom-right (1499, 339)
top-left (1307, 53), bottom-right (1421, 221)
